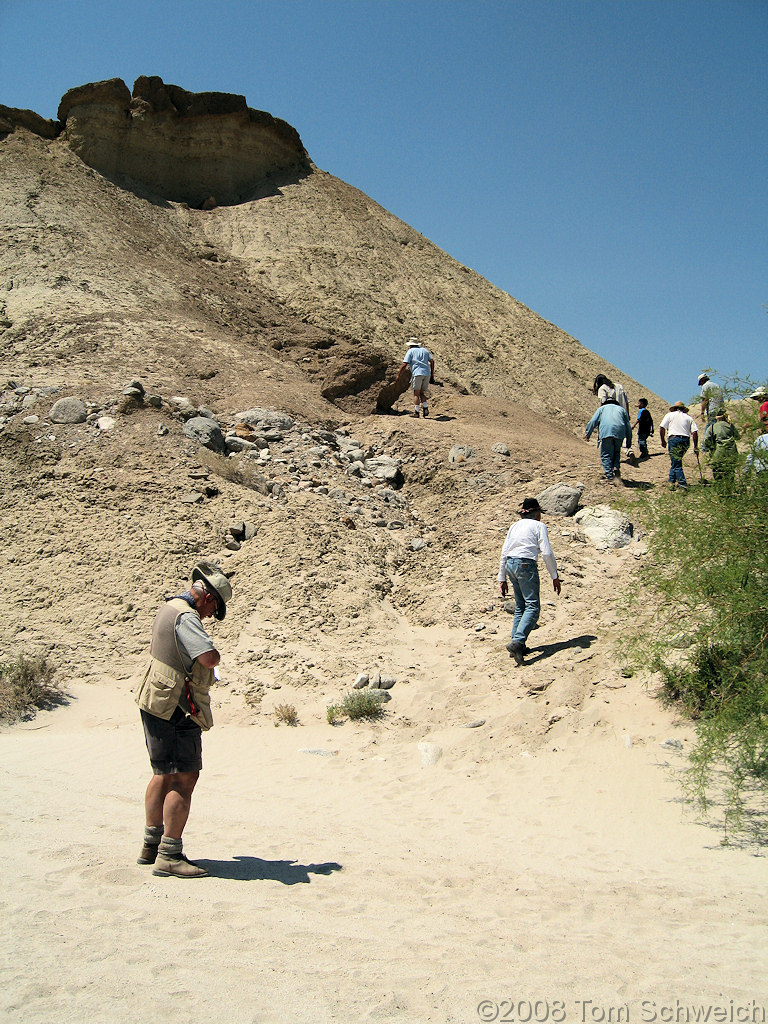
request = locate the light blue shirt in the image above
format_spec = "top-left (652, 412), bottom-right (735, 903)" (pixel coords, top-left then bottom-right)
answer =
top-left (746, 434), bottom-right (768, 473)
top-left (403, 346), bottom-right (432, 378)
top-left (585, 404), bottom-right (632, 445)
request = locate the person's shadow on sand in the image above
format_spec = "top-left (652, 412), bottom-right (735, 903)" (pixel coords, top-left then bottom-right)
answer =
top-left (195, 856), bottom-right (343, 883)
top-left (524, 634), bottom-right (597, 664)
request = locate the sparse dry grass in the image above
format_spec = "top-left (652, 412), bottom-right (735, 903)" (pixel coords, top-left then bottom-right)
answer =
top-left (198, 449), bottom-right (270, 494)
top-left (0, 654), bottom-right (63, 724)
top-left (274, 702), bottom-right (299, 726)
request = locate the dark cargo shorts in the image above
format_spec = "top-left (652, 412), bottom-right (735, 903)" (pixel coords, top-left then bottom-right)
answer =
top-left (141, 706), bottom-right (203, 775)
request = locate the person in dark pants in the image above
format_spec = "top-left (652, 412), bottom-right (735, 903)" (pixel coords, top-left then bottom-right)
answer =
top-left (584, 401), bottom-right (633, 485)
top-left (659, 401), bottom-right (699, 491)
top-left (134, 562), bottom-right (232, 878)
top-left (498, 498), bottom-right (561, 666)
top-left (635, 398), bottom-right (654, 459)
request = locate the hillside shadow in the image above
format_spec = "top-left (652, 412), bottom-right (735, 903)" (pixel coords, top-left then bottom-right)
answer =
top-left (194, 856), bottom-right (343, 882)
top-left (88, 163), bottom-right (313, 210)
top-left (373, 408), bottom-right (456, 421)
top-left (525, 634), bottom-right (598, 663)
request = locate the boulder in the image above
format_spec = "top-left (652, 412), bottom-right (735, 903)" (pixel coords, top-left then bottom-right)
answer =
top-left (183, 416), bottom-right (226, 453)
top-left (234, 408), bottom-right (295, 431)
top-left (364, 455), bottom-right (403, 488)
top-left (536, 482), bottom-right (584, 517)
top-left (169, 396), bottom-right (198, 420)
top-left (448, 445), bottom-right (475, 464)
top-left (573, 505), bottom-right (633, 549)
top-left (49, 397), bottom-right (87, 423)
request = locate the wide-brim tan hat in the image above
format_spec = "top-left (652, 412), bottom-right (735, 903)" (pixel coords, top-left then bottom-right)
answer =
top-left (669, 401), bottom-right (689, 412)
top-left (749, 388), bottom-right (768, 401)
top-left (408, 337), bottom-right (420, 347)
top-left (191, 561), bottom-right (232, 620)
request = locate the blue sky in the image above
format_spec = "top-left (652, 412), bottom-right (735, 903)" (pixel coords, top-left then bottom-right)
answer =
top-left (1, 0), bottom-right (765, 403)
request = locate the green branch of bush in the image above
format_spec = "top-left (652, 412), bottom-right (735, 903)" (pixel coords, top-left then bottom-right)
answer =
top-left (622, 377), bottom-right (768, 839)
top-left (327, 690), bottom-right (386, 724)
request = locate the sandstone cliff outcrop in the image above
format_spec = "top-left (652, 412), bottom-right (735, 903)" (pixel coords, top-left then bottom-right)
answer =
top-left (56, 76), bottom-right (311, 207)
top-left (0, 104), bottom-right (60, 140)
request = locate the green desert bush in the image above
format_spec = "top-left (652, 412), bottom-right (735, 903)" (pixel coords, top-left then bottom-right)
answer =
top-left (626, 376), bottom-right (768, 839)
top-left (327, 690), bottom-right (385, 724)
top-left (0, 654), bottom-right (62, 724)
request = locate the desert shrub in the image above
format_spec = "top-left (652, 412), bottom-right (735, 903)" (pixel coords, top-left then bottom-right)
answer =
top-left (0, 654), bottom-right (62, 724)
top-left (326, 690), bottom-right (385, 724)
top-left (326, 703), bottom-right (342, 725)
top-left (273, 703), bottom-right (299, 726)
top-left (198, 449), bottom-right (270, 494)
top-left (626, 377), bottom-right (768, 839)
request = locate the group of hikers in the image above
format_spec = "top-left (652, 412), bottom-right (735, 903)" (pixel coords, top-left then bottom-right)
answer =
top-left (584, 370), bottom-right (768, 490)
top-left (135, 349), bottom-right (766, 877)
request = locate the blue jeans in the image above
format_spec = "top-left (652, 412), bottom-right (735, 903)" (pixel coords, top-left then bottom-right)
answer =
top-left (667, 435), bottom-right (690, 485)
top-left (505, 557), bottom-right (541, 646)
top-left (599, 437), bottom-right (621, 479)
top-left (638, 432), bottom-right (649, 456)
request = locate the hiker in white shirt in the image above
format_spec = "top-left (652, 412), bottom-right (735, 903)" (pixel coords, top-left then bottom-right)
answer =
top-left (659, 400), bottom-right (699, 491)
top-left (498, 498), bottom-right (561, 666)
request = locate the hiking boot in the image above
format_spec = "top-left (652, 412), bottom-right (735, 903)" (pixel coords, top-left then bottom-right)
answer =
top-left (137, 843), bottom-right (160, 865)
top-left (152, 853), bottom-right (209, 878)
top-left (422, 407), bottom-right (429, 418)
top-left (505, 642), bottom-right (525, 666)
top-left (411, 410), bottom-right (419, 418)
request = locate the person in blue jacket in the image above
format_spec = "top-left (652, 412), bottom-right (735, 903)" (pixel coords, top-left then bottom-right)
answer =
top-left (584, 400), bottom-right (633, 484)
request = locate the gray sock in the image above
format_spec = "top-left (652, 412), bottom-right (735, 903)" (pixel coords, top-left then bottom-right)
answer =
top-left (158, 836), bottom-right (183, 859)
top-left (143, 825), bottom-right (164, 846)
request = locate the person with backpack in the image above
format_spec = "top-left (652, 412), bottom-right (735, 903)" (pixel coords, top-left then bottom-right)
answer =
top-left (702, 408), bottom-right (740, 482)
top-left (635, 398), bottom-right (654, 459)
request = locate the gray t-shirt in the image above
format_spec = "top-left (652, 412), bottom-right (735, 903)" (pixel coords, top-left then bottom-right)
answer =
top-left (701, 380), bottom-right (723, 419)
top-left (175, 611), bottom-right (215, 674)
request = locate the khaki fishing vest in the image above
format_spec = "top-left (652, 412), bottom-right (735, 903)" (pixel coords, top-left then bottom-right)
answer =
top-left (134, 598), bottom-right (215, 731)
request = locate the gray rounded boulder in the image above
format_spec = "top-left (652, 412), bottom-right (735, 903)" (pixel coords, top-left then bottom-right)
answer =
top-left (536, 482), bottom-right (584, 517)
top-left (183, 415), bottom-right (226, 453)
top-left (49, 397), bottom-right (87, 423)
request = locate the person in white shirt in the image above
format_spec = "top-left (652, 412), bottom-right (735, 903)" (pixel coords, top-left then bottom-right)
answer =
top-left (698, 373), bottom-right (723, 425)
top-left (498, 498), bottom-right (561, 666)
top-left (659, 401), bottom-right (699, 491)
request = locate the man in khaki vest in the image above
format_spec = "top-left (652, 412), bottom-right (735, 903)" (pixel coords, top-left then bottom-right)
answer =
top-left (135, 562), bottom-right (232, 877)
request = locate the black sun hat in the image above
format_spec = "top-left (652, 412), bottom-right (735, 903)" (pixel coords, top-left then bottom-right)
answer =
top-left (520, 497), bottom-right (542, 515)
